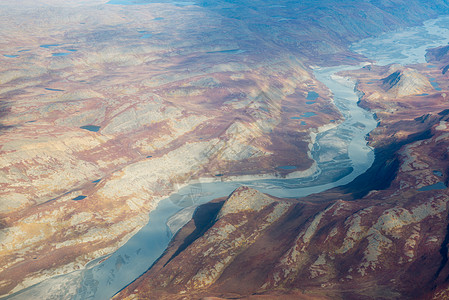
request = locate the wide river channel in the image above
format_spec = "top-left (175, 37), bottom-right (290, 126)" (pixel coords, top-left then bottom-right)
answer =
top-left (6, 14), bottom-right (449, 300)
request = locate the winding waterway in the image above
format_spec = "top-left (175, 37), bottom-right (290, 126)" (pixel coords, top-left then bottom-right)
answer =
top-left (6, 14), bottom-right (449, 300)
top-left (72, 64), bottom-right (378, 300)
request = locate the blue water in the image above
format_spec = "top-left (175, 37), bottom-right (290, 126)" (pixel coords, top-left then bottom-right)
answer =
top-left (72, 196), bottom-right (87, 201)
top-left (301, 121), bottom-right (306, 125)
top-left (303, 112), bottom-right (317, 118)
top-left (306, 101), bottom-right (315, 104)
top-left (291, 112), bottom-right (317, 119)
top-left (429, 77), bottom-right (442, 90)
top-left (52, 53), bottom-right (70, 57)
top-left (108, 0), bottom-right (195, 5)
top-left (140, 34), bottom-right (152, 39)
top-left (45, 88), bottom-right (64, 92)
top-left (92, 179), bottom-right (102, 183)
top-left (40, 44), bottom-right (62, 48)
top-left (80, 125), bottom-right (101, 132)
top-left (306, 91), bottom-right (319, 100)
top-left (74, 199), bottom-right (181, 300)
top-left (3, 54), bottom-right (18, 58)
top-left (418, 182), bottom-right (447, 191)
top-left (433, 170), bottom-right (443, 177)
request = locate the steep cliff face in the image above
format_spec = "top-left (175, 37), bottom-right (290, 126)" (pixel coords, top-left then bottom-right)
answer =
top-left (381, 66), bottom-right (432, 97)
top-left (115, 46), bottom-right (449, 300)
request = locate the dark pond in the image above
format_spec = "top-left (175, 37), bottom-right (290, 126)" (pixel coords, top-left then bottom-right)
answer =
top-left (418, 182), bottom-right (447, 191)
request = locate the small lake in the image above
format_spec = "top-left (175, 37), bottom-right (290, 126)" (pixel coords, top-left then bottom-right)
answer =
top-left (291, 112), bottom-right (317, 119)
top-left (52, 53), bottom-right (70, 57)
top-left (418, 182), bottom-right (447, 191)
top-left (45, 88), bottom-right (64, 92)
top-left (429, 78), bottom-right (442, 91)
top-left (306, 91), bottom-right (319, 100)
top-left (40, 44), bottom-right (62, 48)
top-left (434, 170), bottom-right (443, 177)
top-left (80, 125), bottom-right (101, 132)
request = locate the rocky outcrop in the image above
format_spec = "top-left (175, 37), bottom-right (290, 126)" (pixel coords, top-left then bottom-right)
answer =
top-left (381, 66), bottom-right (432, 97)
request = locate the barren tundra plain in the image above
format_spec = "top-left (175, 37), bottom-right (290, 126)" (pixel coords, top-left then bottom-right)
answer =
top-left (2, 0), bottom-right (449, 299)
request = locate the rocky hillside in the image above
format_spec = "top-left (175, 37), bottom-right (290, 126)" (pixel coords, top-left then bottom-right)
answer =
top-left (115, 47), bottom-right (449, 299)
top-left (381, 65), bottom-right (432, 97)
top-left (426, 45), bottom-right (449, 74)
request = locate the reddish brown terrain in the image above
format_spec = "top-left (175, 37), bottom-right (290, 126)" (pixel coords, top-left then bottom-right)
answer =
top-left (115, 47), bottom-right (449, 299)
top-left (0, 2), bottom-right (337, 295)
top-left (2, 0), bottom-right (449, 298)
